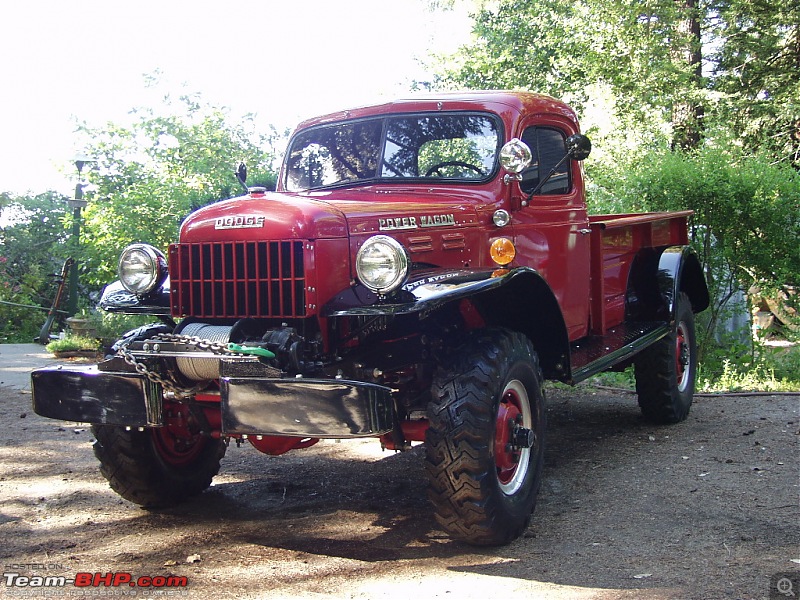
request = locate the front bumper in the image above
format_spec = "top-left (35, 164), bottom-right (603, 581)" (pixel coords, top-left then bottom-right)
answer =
top-left (31, 364), bottom-right (394, 438)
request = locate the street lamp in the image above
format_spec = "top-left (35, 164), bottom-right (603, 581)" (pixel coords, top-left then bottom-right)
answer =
top-left (65, 156), bottom-right (95, 317)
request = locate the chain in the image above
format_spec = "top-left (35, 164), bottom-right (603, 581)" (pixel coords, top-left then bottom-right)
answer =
top-left (116, 333), bottom-right (244, 398)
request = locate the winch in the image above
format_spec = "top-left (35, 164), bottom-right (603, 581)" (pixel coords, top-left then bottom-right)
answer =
top-left (174, 322), bottom-right (234, 380)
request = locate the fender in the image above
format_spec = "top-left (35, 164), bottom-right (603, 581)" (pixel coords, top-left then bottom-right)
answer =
top-left (627, 246), bottom-right (709, 322)
top-left (98, 279), bottom-right (172, 315)
top-left (324, 267), bottom-right (571, 380)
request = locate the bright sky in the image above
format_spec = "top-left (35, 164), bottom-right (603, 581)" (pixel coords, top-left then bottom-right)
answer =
top-left (0, 0), bottom-right (472, 197)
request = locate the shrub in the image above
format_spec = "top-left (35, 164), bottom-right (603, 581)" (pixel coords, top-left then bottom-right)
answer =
top-left (46, 335), bottom-right (100, 354)
top-left (587, 144), bottom-right (800, 389)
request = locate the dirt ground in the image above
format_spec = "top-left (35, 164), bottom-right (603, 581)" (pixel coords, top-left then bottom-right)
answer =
top-left (1, 379), bottom-right (797, 600)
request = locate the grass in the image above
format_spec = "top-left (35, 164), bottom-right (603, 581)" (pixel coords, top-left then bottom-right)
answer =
top-left (583, 342), bottom-right (800, 393)
top-left (45, 335), bottom-right (100, 354)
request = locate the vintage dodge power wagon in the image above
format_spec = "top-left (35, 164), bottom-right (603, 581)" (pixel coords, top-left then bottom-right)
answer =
top-left (32, 91), bottom-right (709, 545)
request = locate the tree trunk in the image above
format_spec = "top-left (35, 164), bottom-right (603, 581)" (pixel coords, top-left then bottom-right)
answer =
top-left (671, 0), bottom-right (704, 150)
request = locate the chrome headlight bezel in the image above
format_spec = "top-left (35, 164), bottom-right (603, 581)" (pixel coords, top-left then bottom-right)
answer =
top-left (499, 138), bottom-right (533, 174)
top-left (117, 243), bottom-right (168, 296)
top-left (355, 235), bottom-right (410, 295)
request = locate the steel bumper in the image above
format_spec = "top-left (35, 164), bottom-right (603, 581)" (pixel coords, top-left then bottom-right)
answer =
top-left (220, 377), bottom-right (394, 438)
top-left (31, 364), bottom-right (161, 427)
top-left (31, 365), bottom-right (394, 438)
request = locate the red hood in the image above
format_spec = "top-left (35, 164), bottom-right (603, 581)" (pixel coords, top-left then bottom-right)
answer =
top-left (179, 191), bottom-right (348, 242)
top-left (302, 186), bottom-right (484, 235)
top-left (179, 187), bottom-right (483, 243)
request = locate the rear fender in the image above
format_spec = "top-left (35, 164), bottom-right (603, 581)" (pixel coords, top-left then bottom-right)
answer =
top-left (324, 267), bottom-right (570, 380)
top-left (627, 246), bottom-right (709, 322)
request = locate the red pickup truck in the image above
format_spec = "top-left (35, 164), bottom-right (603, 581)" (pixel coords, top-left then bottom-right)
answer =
top-left (32, 91), bottom-right (708, 546)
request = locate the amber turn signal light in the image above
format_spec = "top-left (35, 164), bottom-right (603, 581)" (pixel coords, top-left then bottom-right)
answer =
top-left (490, 237), bottom-right (516, 266)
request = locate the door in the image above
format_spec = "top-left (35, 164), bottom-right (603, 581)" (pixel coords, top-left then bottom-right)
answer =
top-left (510, 124), bottom-right (591, 341)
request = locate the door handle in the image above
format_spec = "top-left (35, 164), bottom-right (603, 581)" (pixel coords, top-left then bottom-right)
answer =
top-left (576, 228), bottom-right (592, 235)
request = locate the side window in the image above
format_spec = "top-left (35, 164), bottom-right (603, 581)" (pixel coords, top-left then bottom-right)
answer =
top-left (519, 127), bottom-right (571, 195)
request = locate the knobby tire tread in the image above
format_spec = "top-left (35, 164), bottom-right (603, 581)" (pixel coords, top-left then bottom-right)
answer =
top-left (634, 292), bottom-right (696, 424)
top-left (425, 328), bottom-right (545, 546)
top-left (91, 424), bottom-right (226, 508)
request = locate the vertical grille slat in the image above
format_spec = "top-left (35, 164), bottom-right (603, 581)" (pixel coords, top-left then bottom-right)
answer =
top-left (169, 240), bottom-right (307, 319)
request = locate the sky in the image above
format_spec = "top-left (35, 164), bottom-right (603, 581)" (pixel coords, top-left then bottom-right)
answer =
top-left (0, 0), bottom-right (472, 197)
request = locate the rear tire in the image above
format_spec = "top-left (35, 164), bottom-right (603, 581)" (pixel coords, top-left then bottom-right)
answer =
top-left (425, 328), bottom-right (546, 546)
top-left (634, 292), bottom-right (697, 424)
top-left (92, 413), bottom-right (226, 508)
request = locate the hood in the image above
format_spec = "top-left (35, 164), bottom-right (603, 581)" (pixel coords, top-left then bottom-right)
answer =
top-left (304, 186), bottom-right (484, 236)
top-left (180, 186), bottom-right (484, 243)
top-left (179, 190), bottom-right (348, 242)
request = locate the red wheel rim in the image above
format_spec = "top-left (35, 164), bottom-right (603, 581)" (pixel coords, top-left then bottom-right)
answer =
top-left (675, 322), bottom-right (691, 393)
top-left (493, 380), bottom-right (532, 495)
top-left (152, 404), bottom-right (206, 467)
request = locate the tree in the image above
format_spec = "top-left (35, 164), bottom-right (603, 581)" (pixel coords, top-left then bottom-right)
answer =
top-left (77, 91), bottom-right (283, 288)
top-left (427, 0), bottom-right (800, 368)
top-left (706, 0), bottom-right (800, 165)
top-left (428, 0), bottom-right (798, 161)
top-left (0, 191), bottom-right (71, 340)
top-left (428, 0), bottom-right (708, 150)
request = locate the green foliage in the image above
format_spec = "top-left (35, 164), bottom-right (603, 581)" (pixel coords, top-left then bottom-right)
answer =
top-left (585, 343), bottom-right (800, 393)
top-left (428, 1), bottom-right (798, 390)
top-left (45, 335), bottom-right (100, 354)
top-left (0, 191), bottom-right (71, 341)
top-left (609, 146), bottom-right (799, 289)
top-left (77, 90), bottom-right (284, 288)
top-left (92, 312), bottom-right (155, 344)
top-left (1, 84), bottom-right (285, 335)
top-left (428, 0), bottom-right (703, 148)
top-left (596, 146), bottom-right (798, 357)
top-left (593, 144), bottom-right (800, 385)
top-left (707, 0), bottom-right (800, 164)
top-left (429, 0), bottom-right (798, 162)
top-left (699, 343), bottom-right (800, 393)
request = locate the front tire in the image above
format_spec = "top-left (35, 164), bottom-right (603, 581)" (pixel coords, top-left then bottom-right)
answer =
top-left (425, 329), bottom-right (546, 546)
top-left (634, 292), bottom-right (698, 424)
top-left (91, 408), bottom-right (226, 508)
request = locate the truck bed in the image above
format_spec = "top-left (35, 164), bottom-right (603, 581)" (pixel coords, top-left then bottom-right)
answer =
top-left (588, 210), bottom-right (693, 334)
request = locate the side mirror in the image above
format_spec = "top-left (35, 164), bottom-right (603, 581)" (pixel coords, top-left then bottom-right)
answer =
top-left (235, 162), bottom-right (248, 191)
top-left (566, 134), bottom-right (591, 161)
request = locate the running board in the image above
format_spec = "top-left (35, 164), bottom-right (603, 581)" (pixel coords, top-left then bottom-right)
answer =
top-left (569, 322), bottom-right (670, 384)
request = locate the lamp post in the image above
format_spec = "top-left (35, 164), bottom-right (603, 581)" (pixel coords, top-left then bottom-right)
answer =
top-left (65, 157), bottom-right (93, 317)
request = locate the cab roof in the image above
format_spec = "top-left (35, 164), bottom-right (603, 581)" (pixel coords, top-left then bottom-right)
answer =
top-left (294, 90), bottom-right (580, 131)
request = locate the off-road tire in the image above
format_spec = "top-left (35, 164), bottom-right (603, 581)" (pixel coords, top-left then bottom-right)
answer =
top-left (634, 292), bottom-right (697, 424)
top-left (91, 424), bottom-right (226, 508)
top-left (425, 328), bottom-right (546, 546)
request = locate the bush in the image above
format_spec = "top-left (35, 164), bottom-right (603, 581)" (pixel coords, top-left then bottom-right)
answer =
top-left (92, 311), bottom-right (157, 351)
top-left (46, 335), bottom-right (100, 354)
top-left (587, 144), bottom-right (800, 390)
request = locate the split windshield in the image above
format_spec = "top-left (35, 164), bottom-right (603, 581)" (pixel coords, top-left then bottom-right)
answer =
top-left (284, 113), bottom-right (501, 191)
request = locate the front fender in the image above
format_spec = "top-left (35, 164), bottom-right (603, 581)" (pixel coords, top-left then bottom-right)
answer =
top-left (98, 280), bottom-right (172, 315)
top-left (324, 267), bottom-right (528, 317)
top-left (324, 267), bottom-right (571, 381)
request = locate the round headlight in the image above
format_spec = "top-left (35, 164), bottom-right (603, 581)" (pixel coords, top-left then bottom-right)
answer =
top-left (499, 138), bottom-right (533, 174)
top-left (118, 244), bottom-right (167, 295)
top-left (355, 235), bottom-right (409, 295)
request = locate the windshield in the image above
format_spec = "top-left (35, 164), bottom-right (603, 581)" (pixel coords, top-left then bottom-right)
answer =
top-left (284, 113), bottom-right (501, 191)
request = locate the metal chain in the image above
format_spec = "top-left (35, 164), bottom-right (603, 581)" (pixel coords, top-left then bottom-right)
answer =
top-left (116, 333), bottom-right (244, 398)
